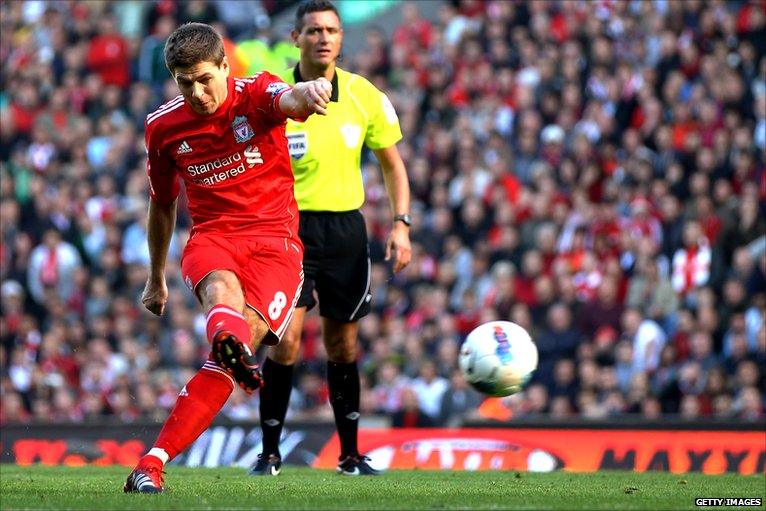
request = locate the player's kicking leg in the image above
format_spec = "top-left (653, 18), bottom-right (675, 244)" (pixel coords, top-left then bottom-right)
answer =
top-left (125, 271), bottom-right (264, 492)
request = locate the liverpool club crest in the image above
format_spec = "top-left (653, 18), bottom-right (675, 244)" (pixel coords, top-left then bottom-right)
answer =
top-left (231, 115), bottom-right (255, 143)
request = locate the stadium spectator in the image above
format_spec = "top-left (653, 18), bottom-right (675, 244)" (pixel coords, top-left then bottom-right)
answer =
top-left (138, 15), bottom-right (176, 95)
top-left (85, 14), bottom-right (131, 89)
top-left (411, 360), bottom-right (449, 422)
top-left (672, 220), bottom-right (713, 304)
top-left (372, 359), bottom-right (410, 415)
top-left (577, 277), bottom-right (624, 338)
top-left (26, 228), bottom-right (83, 306)
top-left (622, 308), bottom-right (668, 374)
top-left (391, 387), bottom-right (435, 428)
top-left (533, 303), bottom-right (581, 386)
top-left (626, 256), bottom-right (679, 327)
top-left (438, 368), bottom-right (483, 426)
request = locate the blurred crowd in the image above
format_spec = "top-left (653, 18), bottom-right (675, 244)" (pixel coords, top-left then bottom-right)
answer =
top-left (1, 0), bottom-right (765, 428)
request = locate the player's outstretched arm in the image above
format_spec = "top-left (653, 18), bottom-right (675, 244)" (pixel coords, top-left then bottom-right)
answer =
top-left (374, 145), bottom-right (412, 273)
top-left (279, 77), bottom-right (332, 118)
top-left (141, 198), bottom-right (177, 316)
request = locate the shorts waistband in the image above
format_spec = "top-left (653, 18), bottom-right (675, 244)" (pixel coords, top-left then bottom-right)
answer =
top-left (299, 209), bottom-right (361, 217)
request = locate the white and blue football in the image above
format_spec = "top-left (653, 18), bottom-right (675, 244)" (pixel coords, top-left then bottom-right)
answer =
top-left (459, 321), bottom-right (538, 397)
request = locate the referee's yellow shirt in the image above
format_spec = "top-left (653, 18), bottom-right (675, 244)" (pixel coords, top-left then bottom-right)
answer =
top-left (280, 66), bottom-right (402, 212)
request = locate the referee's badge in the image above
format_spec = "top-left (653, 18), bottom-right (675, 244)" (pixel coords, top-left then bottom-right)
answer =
top-left (232, 115), bottom-right (255, 143)
top-left (287, 132), bottom-right (308, 160)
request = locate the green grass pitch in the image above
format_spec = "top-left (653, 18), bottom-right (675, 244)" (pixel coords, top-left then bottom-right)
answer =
top-left (0, 465), bottom-right (763, 510)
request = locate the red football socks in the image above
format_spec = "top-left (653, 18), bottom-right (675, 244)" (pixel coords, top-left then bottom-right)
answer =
top-left (205, 304), bottom-right (251, 345)
top-left (152, 362), bottom-right (235, 461)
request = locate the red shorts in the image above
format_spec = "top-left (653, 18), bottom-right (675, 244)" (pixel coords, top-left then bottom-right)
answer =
top-left (181, 233), bottom-right (304, 342)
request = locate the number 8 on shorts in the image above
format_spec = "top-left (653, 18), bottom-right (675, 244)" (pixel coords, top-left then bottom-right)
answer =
top-left (268, 291), bottom-right (287, 320)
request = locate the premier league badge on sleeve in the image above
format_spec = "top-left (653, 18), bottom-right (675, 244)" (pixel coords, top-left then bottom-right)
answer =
top-left (232, 115), bottom-right (255, 143)
top-left (266, 82), bottom-right (290, 97)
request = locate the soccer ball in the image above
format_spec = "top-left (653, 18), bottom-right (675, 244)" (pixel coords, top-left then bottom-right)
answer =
top-left (458, 321), bottom-right (538, 397)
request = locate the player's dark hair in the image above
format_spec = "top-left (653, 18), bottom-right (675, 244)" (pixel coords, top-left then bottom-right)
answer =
top-left (294, 0), bottom-right (340, 31)
top-left (164, 22), bottom-right (225, 73)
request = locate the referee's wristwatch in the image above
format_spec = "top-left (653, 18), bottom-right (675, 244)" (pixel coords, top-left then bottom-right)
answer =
top-left (393, 213), bottom-right (411, 227)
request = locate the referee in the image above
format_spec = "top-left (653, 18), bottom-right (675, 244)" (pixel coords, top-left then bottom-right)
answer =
top-left (251, 0), bottom-right (412, 476)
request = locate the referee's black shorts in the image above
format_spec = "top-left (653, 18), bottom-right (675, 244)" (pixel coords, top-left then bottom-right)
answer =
top-left (297, 210), bottom-right (371, 322)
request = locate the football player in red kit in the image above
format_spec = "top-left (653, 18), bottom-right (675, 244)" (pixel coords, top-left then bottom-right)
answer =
top-left (124, 22), bottom-right (331, 493)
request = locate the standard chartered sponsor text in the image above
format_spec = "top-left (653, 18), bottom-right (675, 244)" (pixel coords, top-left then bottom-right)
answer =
top-left (187, 151), bottom-right (247, 186)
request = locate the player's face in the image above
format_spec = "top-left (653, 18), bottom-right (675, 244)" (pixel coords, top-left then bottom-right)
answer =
top-left (174, 58), bottom-right (230, 115)
top-left (293, 10), bottom-right (343, 69)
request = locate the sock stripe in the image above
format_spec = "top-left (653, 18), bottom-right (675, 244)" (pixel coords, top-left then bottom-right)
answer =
top-left (203, 361), bottom-right (235, 375)
top-left (202, 362), bottom-right (236, 387)
top-left (202, 364), bottom-right (235, 382)
top-left (207, 306), bottom-right (246, 322)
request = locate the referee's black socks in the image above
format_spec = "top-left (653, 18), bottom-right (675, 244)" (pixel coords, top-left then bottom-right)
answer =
top-left (327, 360), bottom-right (360, 459)
top-left (259, 357), bottom-right (294, 457)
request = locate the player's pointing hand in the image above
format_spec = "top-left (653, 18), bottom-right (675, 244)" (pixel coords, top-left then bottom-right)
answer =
top-left (279, 76), bottom-right (333, 118)
top-left (296, 78), bottom-right (331, 115)
top-left (314, 76), bottom-right (332, 101)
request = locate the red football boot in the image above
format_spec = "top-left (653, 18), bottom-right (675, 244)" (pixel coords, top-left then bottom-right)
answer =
top-left (211, 330), bottom-right (263, 393)
top-left (124, 454), bottom-right (165, 493)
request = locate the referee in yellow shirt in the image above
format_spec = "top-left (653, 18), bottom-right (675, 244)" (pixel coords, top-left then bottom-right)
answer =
top-left (251, 0), bottom-right (412, 476)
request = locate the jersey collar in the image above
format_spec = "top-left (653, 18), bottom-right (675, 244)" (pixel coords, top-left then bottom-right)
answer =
top-left (293, 64), bottom-right (338, 102)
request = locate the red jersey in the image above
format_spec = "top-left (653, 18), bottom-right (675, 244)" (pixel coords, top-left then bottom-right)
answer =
top-left (145, 73), bottom-right (299, 239)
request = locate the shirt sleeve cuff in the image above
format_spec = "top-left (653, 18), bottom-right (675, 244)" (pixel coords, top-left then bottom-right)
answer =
top-left (273, 88), bottom-right (308, 123)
